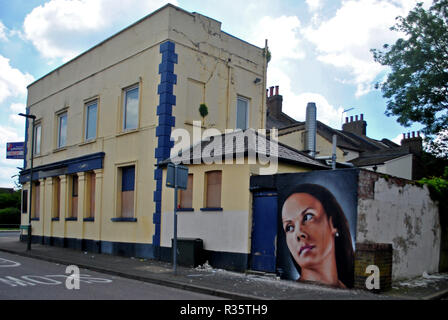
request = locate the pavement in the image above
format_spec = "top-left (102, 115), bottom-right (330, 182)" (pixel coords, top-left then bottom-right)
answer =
top-left (1, 231), bottom-right (447, 300)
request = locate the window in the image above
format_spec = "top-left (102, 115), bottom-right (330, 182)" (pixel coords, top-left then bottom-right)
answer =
top-left (57, 112), bottom-right (67, 148)
top-left (34, 123), bottom-right (41, 155)
top-left (123, 85), bottom-right (139, 131)
top-left (70, 175), bottom-right (78, 218)
top-left (32, 182), bottom-right (40, 219)
top-left (205, 171), bottom-right (222, 208)
top-left (120, 166), bottom-right (135, 218)
top-left (85, 101), bottom-right (98, 141)
top-left (53, 177), bottom-right (61, 219)
top-left (179, 174), bottom-right (193, 209)
top-left (21, 190), bottom-right (28, 213)
top-left (86, 172), bottom-right (96, 218)
top-left (236, 96), bottom-right (249, 130)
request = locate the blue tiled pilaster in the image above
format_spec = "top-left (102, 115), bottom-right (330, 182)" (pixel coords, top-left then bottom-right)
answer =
top-left (153, 41), bottom-right (177, 256)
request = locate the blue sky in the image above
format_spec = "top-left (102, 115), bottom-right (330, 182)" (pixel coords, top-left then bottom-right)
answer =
top-left (0, 0), bottom-right (428, 188)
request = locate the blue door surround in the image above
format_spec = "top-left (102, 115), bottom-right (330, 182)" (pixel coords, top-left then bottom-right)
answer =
top-left (250, 191), bottom-right (278, 273)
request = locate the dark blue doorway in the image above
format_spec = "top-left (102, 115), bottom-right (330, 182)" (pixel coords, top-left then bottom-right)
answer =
top-left (250, 191), bottom-right (278, 273)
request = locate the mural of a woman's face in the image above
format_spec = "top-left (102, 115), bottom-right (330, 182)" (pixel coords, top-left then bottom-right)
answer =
top-left (281, 193), bottom-right (337, 271)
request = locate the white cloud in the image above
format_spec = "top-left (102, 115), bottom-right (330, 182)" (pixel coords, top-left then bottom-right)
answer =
top-left (0, 21), bottom-right (8, 41)
top-left (8, 103), bottom-right (26, 126)
top-left (267, 65), bottom-right (343, 128)
top-left (23, 0), bottom-right (178, 62)
top-left (250, 15), bottom-right (305, 62)
top-left (0, 55), bottom-right (34, 104)
top-left (303, 0), bottom-right (427, 97)
top-left (0, 125), bottom-right (24, 188)
top-left (306, 0), bottom-right (322, 12)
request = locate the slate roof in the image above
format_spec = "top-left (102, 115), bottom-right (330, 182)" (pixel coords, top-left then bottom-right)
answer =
top-left (349, 147), bottom-right (412, 167)
top-left (158, 129), bottom-right (329, 169)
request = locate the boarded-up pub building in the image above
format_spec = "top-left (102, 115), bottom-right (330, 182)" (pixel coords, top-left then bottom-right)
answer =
top-left (18, 3), bottom-right (444, 291)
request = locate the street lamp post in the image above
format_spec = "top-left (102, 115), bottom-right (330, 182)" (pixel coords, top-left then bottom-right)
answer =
top-left (19, 112), bottom-right (36, 251)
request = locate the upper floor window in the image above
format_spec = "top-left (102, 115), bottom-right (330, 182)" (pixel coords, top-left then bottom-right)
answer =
top-left (57, 112), bottom-right (67, 148)
top-left (123, 85), bottom-right (139, 131)
top-left (236, 96), bottom-right (249, 130)
top-left (85, 100), bottom-right (98, 141)
top-left (34, 123), bottom-right (41, 155)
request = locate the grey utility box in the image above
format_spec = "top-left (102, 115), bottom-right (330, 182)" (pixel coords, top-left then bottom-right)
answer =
top-left (172, 238), bottom-right (204, 267)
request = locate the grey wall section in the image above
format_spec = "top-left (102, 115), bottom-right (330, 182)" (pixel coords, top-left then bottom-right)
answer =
top-left (357, 170), bottom-right (441, 280)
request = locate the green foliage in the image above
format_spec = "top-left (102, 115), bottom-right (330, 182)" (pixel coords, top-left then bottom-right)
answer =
top-left (371, 0), bottom-right (448, 137)
top-left (199, 103), bottom-right (208, 119)
top-left (264, 48), bottom-right (271, 64)
top-left (0, 190), bottom-right (21, 226)
top-left (417, 166), bottom-right (448, 203)
top-left (0, 207), bottom-right (20, 225)
top-left (0, 190), bottom-right (21, 210)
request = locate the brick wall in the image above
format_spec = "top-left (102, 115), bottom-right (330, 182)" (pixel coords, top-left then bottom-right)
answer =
top-left (354, 242), bottom-right (393, 292)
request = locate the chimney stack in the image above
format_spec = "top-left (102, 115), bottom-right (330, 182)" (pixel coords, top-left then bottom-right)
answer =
top-left (401, 131), bottom-right (422, 155)
top-left (342, 113), bottom-right (367, 136)
top-left (266, 85), bottom-right (283, 119)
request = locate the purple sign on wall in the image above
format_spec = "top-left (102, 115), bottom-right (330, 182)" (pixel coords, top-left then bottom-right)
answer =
top-left (6, 142), bottom-right (24, 159)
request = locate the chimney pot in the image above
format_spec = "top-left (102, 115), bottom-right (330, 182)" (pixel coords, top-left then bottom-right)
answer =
top-left (418, 131), bottom-right (421, 137)
top-left (269, 86), bottom-right (274, 97)
top-left (345, 117), bottom-right (349, 123)
top-left (350, 116), bottom-right (353, 122)
top-left (275, 85), bottom-right (279, 96)
top-left (407, 132), bottom-right (410, 139)
top-left (403, 133), bottom-right (406, 139)
top-left (361, 114), bottom-right (364, 120)
top-left (412, 131), bottom-right (415, 138)
top-left (355, 115), bottom-right (358, 121)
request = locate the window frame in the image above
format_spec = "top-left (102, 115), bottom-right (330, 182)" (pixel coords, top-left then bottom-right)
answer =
top-left (34, 122), bottom-right (42, 156)
top-left (122, 84), bottom-right (140, 132)
top-left (203, 170), bottom-right (222, 210)
top-left (178, 174), bottom-right (194, 210)
top-left (84, 100), bottom-right (98, 142)
top-left (57, 112), bottom-right (68, 149)
top-left (113, 164), bottom-right (137, 222)
top-left (236, 96), bottom-right (249, 130)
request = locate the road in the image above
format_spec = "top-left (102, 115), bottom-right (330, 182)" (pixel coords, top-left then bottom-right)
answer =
top-left (0, 250), bottom-right (225, 300)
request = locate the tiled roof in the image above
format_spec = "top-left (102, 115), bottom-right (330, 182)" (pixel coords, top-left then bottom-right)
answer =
top-left (158, 129), bottom-right (329, 169)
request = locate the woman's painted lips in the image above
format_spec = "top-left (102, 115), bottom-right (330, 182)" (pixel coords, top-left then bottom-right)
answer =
top-left (299, 245), bottom-right (314, 256)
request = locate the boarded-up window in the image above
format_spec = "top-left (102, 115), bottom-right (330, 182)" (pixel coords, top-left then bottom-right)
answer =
top-left (53, 177), bottom-right (60, 218)
top-left (87, 172), bottom-right (96, 218)
top-left (179, 174), bottom-right (193, 209)
top-left (33, 182), bottom-right (40, 219)
top-left (22, 189), bottom-right (28, 213)
top-left (121, 166), bottom-right (135, 218)
top-left (205, 171), bottom-right (222, 208)
top-left (71, 175), bottom-right (78, 218)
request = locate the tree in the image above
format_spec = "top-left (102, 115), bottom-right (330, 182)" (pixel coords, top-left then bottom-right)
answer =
top-left (372, 0), bottom-right (448, 138)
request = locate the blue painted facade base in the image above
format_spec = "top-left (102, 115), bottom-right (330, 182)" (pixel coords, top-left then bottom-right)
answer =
top-left (159, 246), bottom-right (249, 272)
top-left (20, 236), bottom-right (154, 259)
top-left (153, 41), bottom-right (177, 258)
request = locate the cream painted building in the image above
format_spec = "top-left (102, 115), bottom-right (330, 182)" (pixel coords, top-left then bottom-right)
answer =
top-left (19, 4), bottom-right (269, 258)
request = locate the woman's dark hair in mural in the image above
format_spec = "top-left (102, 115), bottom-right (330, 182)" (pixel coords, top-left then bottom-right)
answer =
top-left (280, 183), bottom-right (354, 288)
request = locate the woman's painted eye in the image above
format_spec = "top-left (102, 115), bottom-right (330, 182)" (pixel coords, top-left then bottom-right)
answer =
top-left (303, 213), bottom-right (314, 222)
top-left (285, 224), bottom-right (294, 233)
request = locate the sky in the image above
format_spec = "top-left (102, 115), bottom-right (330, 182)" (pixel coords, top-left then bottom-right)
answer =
top-left (0, 0), bottom-right (431, 188)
